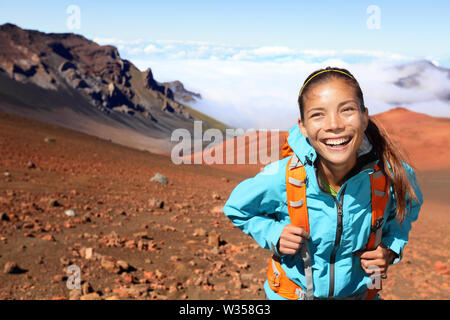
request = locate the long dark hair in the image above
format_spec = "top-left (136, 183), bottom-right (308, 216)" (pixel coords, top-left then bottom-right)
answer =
top-left (298, 67), bottom-right (418, 223)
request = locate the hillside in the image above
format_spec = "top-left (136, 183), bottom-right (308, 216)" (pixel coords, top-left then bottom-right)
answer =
top-left (372, 107), bottom-right (450, 170)
top-left (0, 23), bottom-right (228, 155)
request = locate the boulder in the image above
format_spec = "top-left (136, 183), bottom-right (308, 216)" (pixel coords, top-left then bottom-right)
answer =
top-left (3, 261), bottom-right (26, 274)
top-left (150, 173), bottom-right (168, 185)
top-left (65, 209), bottom-right (76, 217)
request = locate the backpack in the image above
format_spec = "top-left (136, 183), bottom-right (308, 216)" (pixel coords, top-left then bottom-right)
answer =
top-left (266, 133), bottom-right (389, 300)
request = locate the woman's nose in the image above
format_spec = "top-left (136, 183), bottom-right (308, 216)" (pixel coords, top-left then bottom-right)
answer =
top-left (326, 113), bottom-right (344, 131)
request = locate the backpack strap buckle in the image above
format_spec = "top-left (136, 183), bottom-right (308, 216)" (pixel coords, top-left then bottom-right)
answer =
top-left (371, 217), bottom-right (384, 234)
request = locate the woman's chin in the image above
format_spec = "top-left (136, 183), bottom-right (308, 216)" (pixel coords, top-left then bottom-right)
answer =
top-left (318, 147), bottom-right (357, 168)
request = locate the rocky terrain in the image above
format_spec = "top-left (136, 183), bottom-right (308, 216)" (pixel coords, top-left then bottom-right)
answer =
top-left (161, 80), bottom-right (202, 104)
top-left (0, 110), bottom-right (264, 300)
top-left (0, 108), bottom-right (448, 300)
top-left (0, 23), bottom-right (226, 155)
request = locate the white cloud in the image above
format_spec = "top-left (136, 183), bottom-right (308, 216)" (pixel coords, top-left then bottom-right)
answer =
top-left (143, 44), bottom-right (166, 54)
top-left (230, 50), bottom-right (251, 60)
top-left (143, 58), bottom-right (449, 129)
top-left (104, 38), bottom-right (449, 129)
top-left (127, 47), bottom-right (143, 55)
top-left (93, 37), bottom-right (143, 46)
top-left (169, 50), bottom-right (186, 59)
top-left (252, 46), bottom-right (296, 57)
top-left (300, 49), bottom-right (337, 57)
top-left (96, 37), bottom-right (419, 64)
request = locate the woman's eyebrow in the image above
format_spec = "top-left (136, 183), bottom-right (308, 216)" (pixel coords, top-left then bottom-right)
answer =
top-left (307, 100), bottom-right (358, 114)
top-left (338, 99), bottom-right (358, 107)
top-left (306, 106), bottom-right (325, 113)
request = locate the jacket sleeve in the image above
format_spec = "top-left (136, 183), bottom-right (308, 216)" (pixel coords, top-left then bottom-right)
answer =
top-left (222, 158), bottom-right (289, 256)
top-left (382, 162), bottom-right (423, 264)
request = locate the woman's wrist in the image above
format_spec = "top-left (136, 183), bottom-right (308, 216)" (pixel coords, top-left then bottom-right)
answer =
top-left (387, 249), bottom-right (398, 265)
top-left (380, 243), bottom-right (398, 265)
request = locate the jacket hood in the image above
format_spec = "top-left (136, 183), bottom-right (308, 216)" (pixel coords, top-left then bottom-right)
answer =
top-left (286, 124), bottom-right (373, 166)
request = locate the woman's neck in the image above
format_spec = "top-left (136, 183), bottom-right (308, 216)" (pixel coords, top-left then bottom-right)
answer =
top-left (317, 157), bottom-right (356, 192)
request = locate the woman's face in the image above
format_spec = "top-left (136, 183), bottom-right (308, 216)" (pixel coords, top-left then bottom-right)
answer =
top-left (298, 78), bottom-right (369, 170)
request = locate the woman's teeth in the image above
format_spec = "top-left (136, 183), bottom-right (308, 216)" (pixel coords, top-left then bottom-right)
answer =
top-left (324, 137), bottom-right (351, 146)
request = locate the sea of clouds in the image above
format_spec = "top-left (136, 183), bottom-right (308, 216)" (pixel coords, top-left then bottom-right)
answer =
top-left (95, 38), bottom-right (450, 130)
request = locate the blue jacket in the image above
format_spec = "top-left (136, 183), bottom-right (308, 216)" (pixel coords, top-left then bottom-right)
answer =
top-left (223, 124), bottom-right (423, 299)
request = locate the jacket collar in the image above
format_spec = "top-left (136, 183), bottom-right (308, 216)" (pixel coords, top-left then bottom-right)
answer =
top-left (286, 124), bottom-right (317, 166)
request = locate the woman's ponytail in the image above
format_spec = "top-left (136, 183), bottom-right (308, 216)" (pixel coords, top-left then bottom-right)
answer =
top-left (364, 118), bottom-right (419, 223)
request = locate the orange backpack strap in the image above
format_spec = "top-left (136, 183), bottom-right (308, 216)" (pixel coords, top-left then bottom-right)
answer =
top-left (267, 154), bottom-right (314, 300)
top-left (285, 154), bottom-right (309, 233)
top-left (364, 163), bottom-right (390, 299)
top-left (367, 164), bottom-right (389, 250)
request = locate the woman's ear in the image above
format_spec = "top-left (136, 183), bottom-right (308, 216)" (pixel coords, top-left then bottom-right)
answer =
top-left (298, 118), bottom-right (308, 138)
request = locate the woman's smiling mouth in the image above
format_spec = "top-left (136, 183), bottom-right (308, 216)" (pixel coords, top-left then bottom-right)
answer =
top-left (321, 136), bottom-right (353, 150)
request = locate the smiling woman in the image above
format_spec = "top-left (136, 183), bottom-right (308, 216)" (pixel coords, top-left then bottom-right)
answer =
top-left (223, 66), bottom-right (424, 300)
top-left (297, 67), bottom-right (419, 222)
top-left (298, 78), bottom-right (369, 187)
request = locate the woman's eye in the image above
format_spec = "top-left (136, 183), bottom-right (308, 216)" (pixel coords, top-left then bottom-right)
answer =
top-left (310, 113), bottom-right (323, 118)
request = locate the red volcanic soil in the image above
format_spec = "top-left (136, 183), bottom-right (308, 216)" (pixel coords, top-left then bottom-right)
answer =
top-left (181, 129), bottom-right (287, 176)
top-left (372, 107), bottom-right (450, 171)
top-left (0, 108), bottom-right (449, 300)
top-left (377, 108), bottom-right (450, 299)
top-left (0, 111), bottom-right (262, 300)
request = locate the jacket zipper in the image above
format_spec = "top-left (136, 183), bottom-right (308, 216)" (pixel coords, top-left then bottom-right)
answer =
top-left (328, 185), bottom-right (346, 298)
top-left (312, 162), bottom-right (375, 298)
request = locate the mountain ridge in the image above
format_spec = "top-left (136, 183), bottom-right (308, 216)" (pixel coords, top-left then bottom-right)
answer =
top-left (0, 23), bottom-right (227, 154)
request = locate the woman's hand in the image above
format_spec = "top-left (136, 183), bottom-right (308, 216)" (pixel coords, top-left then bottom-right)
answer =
top-left (277, 224), bottom-right (310, 255)
top-left (355, 245), bottom-right (398, 278)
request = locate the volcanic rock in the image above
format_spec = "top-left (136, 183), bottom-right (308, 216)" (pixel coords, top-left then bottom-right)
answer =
top-left (3, 262), bottom-right (26, 274)
top-left (150, 173), bottom-right (168, 185)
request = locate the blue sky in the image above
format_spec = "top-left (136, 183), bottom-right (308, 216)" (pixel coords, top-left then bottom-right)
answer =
top-left (1, 0), bottom-right (449, 60)
top-left (1, 1), bottom-right (449, 128)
